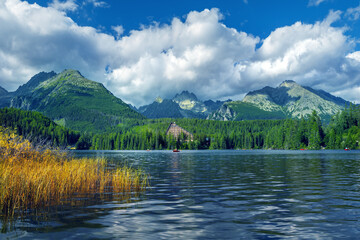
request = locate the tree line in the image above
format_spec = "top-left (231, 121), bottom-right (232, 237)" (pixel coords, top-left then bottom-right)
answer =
top-left (0, 105), bottom-right (359, 150)
top-left (89, 105), bottom-right (360, 150)
top-left (0, 108), bottom-right (80, 147)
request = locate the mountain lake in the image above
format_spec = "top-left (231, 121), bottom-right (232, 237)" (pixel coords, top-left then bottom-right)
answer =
top-left (2, 150), bottom-right (360, 239)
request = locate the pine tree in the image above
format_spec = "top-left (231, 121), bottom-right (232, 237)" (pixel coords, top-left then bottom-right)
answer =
top-left (308, 111), bottom-right (323, 149)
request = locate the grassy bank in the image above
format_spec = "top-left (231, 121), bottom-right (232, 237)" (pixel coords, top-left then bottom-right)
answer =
top-left (0, 127), bottom-right (148, 217)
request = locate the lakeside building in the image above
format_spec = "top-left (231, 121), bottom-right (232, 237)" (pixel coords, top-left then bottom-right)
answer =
top-left (166, 122), bottom-right (194, 141)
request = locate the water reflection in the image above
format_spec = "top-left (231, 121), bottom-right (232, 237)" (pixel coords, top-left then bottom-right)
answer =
top-left (2, 150), bottom-right (360, 239)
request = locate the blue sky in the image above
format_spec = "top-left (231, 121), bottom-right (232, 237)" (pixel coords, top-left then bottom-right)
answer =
top-left (27, 0), bottom-right (360, 41)
top-left (1, 0), bottom-right (360, 106)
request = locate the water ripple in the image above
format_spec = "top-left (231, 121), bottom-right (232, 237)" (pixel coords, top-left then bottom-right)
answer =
top-left (4, 150), bottom-right (360, 239)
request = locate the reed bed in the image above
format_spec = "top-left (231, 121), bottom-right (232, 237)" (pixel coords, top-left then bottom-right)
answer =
top-left (0, 127), bottom-right (148, 217)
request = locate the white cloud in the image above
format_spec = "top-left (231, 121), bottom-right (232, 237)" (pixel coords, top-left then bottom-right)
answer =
top-left (346, 5), bottom-right (360, 21)
top-left (106, 8), bottom-right (259, 105)
top-left (0, 0), bottom-right (114, 90)
top-left (333, 87), bottom-right (360, 104)
top-left (346, 51), bottom-right (360, 62)
top-left (84, 0), bottom-right (108, 8)
top-left (112, 25), bottom-right (124, 40)
top-left (244, 11), bottom-right (349, 85)
top-left (49, 0), bottom-right (78, 12)
top-left (237, 10), bottom-right (360, 103)
top-left (0, 0), bottom-right (360, 106)
top-left (308, 0), bottom-right (327, 7)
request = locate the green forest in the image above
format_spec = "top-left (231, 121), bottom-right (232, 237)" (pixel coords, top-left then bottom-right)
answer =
top-left (0, 108), bottom-right (80, 147)
top-left (88, 104), bottom-right (360, 150)
top-left (0, 105), bottom-right (359, 150)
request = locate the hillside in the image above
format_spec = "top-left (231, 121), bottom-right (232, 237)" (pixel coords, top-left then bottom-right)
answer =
top-left (0, 86), bottom-right (8, 96)
top-left (209, 80), bottom-right (349, 121)
top-left (141, 99), bottom-right (183, 118)
top-left (0, 107), bottom-right (80, 147)
top-left (208, 101), bottom-right (286, 121)
top-left (0, 73), bottom-right (352, 128)
top-left (14, 71), bottom-right (57, 96)
top-left (138, 91), bottom-right (229, 119)
top-left (0, 86), bottom-right (13, 108)
top-left (9, 69), bottom-right (145, 132)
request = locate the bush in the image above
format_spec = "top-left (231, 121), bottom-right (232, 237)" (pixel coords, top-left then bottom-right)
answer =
top-left (0, 127), bottom-right (148, 217)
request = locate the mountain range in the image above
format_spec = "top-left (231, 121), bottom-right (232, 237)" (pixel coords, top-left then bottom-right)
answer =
top-left (137, 91), bottom-right (229, 119)
top-left (138, 81), bottom-right (350, 122)
top-left (0, 70), bottom-right (352, 133)
top-left (208, 80), bottom-right (349, 122)
top-left (0, 69), bottom-right (143, 132)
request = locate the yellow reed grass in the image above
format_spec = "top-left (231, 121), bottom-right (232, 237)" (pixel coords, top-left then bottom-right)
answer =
top-left (0, 127), bottom-right (148, 217)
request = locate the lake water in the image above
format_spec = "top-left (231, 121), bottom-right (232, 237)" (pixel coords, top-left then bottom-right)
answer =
top-left (3, 150), bottom-right (360, 239)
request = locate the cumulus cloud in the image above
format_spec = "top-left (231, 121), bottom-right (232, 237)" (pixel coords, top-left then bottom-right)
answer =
top-left (244, 11), bottom-right (350, 88)
top-left (106, 8), bottom-right (259, 105)
top-left (238, 10), bottom-right (360, 103)
top-left (112, 25), bottom-right (124, 40)
top-left (49, 0), bottom-right (78, 12)
top-left (346, 51), bottom-right (360, 62)
top-left (0, 0), bottom-right (114, 91)
top-left (0, 0), bottom-right (360, 106)
top-left (106, 9), bottom-right (360, 104)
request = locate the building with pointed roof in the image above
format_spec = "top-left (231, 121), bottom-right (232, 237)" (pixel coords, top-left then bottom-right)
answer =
top-left (166, 122), bottom-right (193, 141)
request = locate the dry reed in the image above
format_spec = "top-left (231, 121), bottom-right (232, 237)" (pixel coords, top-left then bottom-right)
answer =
top-left (0, 127), bottom-right (148, 217)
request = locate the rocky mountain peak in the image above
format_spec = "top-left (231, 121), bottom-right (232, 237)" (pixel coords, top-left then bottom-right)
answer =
top-left (52, 69), bottom-right (85, 84)
top-left (173, 90), bottom-right (198, 102)
top-left (15, 71), bottom-right (57, 95)
top-left (138, 90), bottom-right (230, 119)
top-left (60, 69), bottom-right (83, 78)
top-left (279, 80), bottom-right (299, 88)
top-left (38, 69), bottom-right (108, 94)
top-left (155, 96), bottom-right (163, 103)
top-left (239, 79), bottom-right (350, 121)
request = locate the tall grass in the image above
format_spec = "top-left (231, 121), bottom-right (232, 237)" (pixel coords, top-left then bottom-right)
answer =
top-left (0, 127), bottom-right (148, 217)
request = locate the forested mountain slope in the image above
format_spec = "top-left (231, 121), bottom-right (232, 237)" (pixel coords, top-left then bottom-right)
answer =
top-left (8, 69), bottom-right (145, 133)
